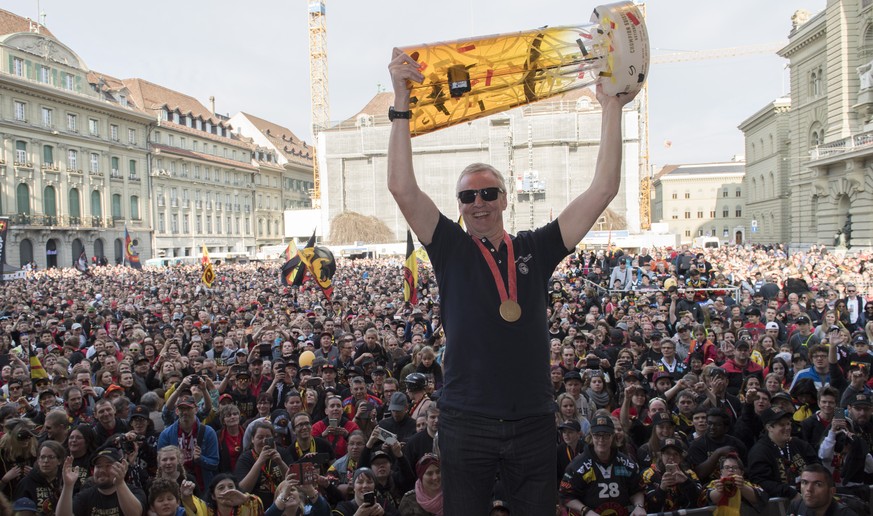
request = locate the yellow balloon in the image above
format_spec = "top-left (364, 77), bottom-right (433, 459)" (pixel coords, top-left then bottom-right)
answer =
top-left (299, 350), bottom-right (315, 367)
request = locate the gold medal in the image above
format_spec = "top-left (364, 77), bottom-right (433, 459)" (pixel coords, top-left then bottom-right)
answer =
top-left (499, 299), bottom-right (522, 322)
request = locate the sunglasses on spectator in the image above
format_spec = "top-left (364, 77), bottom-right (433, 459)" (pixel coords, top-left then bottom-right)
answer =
top-left (457, 187), bottom-right (503, 204)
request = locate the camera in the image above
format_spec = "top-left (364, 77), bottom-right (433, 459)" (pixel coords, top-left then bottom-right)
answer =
top-left (264, 437), bottom-right (275, 449)
top-left (363, 491), bottom-right (376, 505)
top-left (189, 376), bottom-right (200, 386)
top-left (586, 358), bottom-right (601, 370)
top-left (113, 435), bottom-right (136, 454)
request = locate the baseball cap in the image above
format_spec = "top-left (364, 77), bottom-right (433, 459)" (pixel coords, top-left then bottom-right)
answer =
top-left (848, 392), bottom-right (873, 407)
top-left (176, 395), bottom-right (196, 408)
top-left (828, 325), bottom-right (841, 333)
top-left (370, 450), bottom-right (393, 464)
top-left (104, 384), bottom-right (124, 395)
top-left (388, 392), bottom-right (409, 411)
top-left (735, 340), bottom-right (750, 350)
top-left (765, 322), bottom-right (779, 331)
top-left (650, 412), bottom-right (674, 426)
top-left (590, 414), bottom-right (615, 434)
top-left (660, 437), bottom-right (686, 453)
top-left (745, 307), bottom-right (761, 317)
top-left (563, 371), bottom-right (583, 383)
top-left (652, 371), bottom-right (674, 384)
top-left (853, 334), bottom-right (869, 345)
top-left (490, 500), bottom-right (511, 514)
top-left (623, 370), bottom-right (642, 383)
top-left (795, 315), bottom-right (811, 325)
top-left (760, 408), bottom-right (792, 426)
top-left (71, 323), bottom-right (82, 330)
top-left (92, 446), bottom-right (123, 465)
top-left (130, 405), bottom-right (150, 420)
top-left (557, 420), bottom-right (582, 432)
top-left (12, 498), bottom-right (37, 512)
top-left (771, 392), bottom-right (794, 405)
top-left (218, 393), bottom-right (234, 404)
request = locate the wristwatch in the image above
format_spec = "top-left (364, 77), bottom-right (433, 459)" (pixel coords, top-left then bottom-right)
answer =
top-left (388, 107), bottom-right (411, 121)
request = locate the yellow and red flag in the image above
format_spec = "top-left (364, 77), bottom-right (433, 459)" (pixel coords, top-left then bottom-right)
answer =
top-left (201, 245), bottom-right (215, 287)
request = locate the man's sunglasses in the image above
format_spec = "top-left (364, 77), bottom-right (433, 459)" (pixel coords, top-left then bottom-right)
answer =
top-left (458, 187), bottom-right (503, 204)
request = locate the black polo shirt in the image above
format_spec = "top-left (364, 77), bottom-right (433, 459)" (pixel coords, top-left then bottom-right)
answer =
top-left (425, 213), bottom-right (570, 419)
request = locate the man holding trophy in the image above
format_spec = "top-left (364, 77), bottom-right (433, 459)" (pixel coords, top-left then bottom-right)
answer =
top-left (386, 2), bottom-right (647, 514)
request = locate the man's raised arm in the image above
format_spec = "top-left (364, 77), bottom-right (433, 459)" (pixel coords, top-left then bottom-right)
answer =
top-left (386, 49), bottom-right (440, 246)
top-left (557, 85), bottom-right (638, 251)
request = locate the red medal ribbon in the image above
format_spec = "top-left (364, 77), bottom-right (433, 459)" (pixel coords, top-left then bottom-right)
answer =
top-left (472, 232), bottom-right (517, 305)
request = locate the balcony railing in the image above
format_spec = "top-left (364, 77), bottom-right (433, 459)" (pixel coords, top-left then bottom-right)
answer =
top-left (129, 174), bottom-right (140, 182)
top-left (110, 170), bottom-right (123, 179)
top-left (810, 130), bottom-right (873, 159)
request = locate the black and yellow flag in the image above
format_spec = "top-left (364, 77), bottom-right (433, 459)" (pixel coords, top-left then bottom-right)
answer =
top-left (298, 230), bottom-right (336, 300)
top-left (403, 229), bottom-right (418, 304)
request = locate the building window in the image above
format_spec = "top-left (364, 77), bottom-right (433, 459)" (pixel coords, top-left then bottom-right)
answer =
top-left (12, 57), bottom-right (23, 76)
top-left (722, 208), bottom-right (728, 218)
top-left (62, 73), bottom-right (74, 90)
top-left (15, 141), bottom-right (27, 163)
top-left (672, 214), bottom-right (678, 220)
top-left (168, 135), bottom-right (175, 147)
top-left (684, 230), bottom-right (691, 237)
top-left (42, 107), bottom-right (52, 127)
top-left (698, 229), bottom-right (704, 237)
top-left (111, 194), bottom-right (122, 220)
top-left (128, 128), bottom-right (136, 144)
top-left (710, 210), bottom-right (716, 218)
top-left (110, 125), bottom-right (119, 141)
top-left (130, 196), bottom-right (140, 220)
top-left (684, 192), bottom-right (690, 199)
top-left (735, 188), bottom-right (741, 197)
top-left (152, 131), bottom-right (160, 143)
top-left (697, 211), bottom-right (703, 218)
top-left (172, 214), bottom-right (179, 234)
top-left (43, 145), bottom-right (53, 165)
top-left (159, 213), bottom-right (165, 233)
top-left (180, 137), bottom-right (186, 149)
top-left (684, 211), bottom-right (691, 219)
top-left (90, 153), bottom-right (99, 173)
top-left (183, 215), bottom-right (189, 234)
top-left (67, 113), bottom-right (77, 132)
top-left (671, 192), bottom-right (677, 200)
top-left (735, 208), bottom-right (743, 217)
top-left (14, 101), bottom-right (26, 121)
top-left (111, 157), bottom-right (119, 175)
top-left (723, 227), bottom-right (729, 237)
top-left (196, 215), bottom-right (202, 233)
top-left (129, 160), bottom-right (137, 177)
top-left (38, 65), bottom-right (50, 83)
top-left (67, 150), bottom-right (78, 170)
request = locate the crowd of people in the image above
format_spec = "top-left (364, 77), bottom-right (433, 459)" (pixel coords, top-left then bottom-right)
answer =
top-left (0, 242), bottom-right (869, 515)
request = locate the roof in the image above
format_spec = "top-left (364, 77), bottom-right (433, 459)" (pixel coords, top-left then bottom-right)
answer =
top-left (122, 78), bottom-right (227, 127)
top-left (0, 9), bottom-right (54, 38)
top-left (654, 162), bottom-right (745, 181)
top-left (238, 112), bottom-right (312, 166)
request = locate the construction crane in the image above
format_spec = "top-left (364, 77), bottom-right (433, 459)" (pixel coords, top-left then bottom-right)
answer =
top-left (637, 40), bottom-right (785, 230)
top-left (308, 0), bottom-right (329, 209)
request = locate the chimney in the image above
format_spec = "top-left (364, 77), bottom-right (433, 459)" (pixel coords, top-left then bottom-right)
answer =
top-left (209, 96), bottom-right (216, 115)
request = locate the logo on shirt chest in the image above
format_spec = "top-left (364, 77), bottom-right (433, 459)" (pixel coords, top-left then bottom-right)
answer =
top-left (517, 253), bottom-right (532, 275)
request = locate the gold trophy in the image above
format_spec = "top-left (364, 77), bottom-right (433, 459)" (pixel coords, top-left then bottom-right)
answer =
top-left (399, 1), bottom-right (649, 137)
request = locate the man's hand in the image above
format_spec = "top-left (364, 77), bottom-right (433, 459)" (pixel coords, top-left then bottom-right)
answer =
top-left (112, 459), bottom-right (129, 486)
top-left (62, 456), bottom-right (79, 487)
top-left (388, 49), bottom-right (424, 108)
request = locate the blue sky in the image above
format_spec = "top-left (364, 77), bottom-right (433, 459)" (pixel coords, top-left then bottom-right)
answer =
top-left (12, 0), bottom-right (823, 167)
